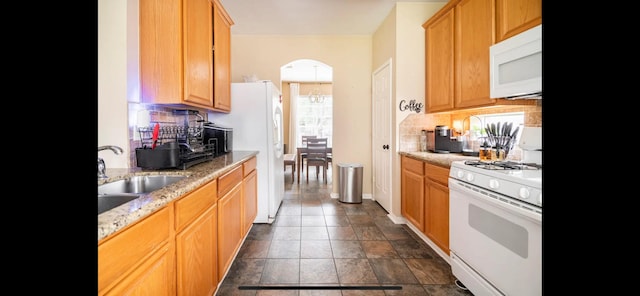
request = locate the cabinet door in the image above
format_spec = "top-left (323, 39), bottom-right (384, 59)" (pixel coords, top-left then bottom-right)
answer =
top-left (212, 0), bottom-right (233, 112)
top-left (104, 242), bottom-right (175, 296)
top-left (183, 0), bottom-right (214, 107)
top-left (495, 0), bottom-right (542, 42)
top-left (139, 0), bottom-right (182, 104)
top-left (454, 0), bottom-right (495, 109)
top-left (425, 7), bottom-right (455, 113)
top-left (242, 169), bottom-right (258, 235)
top-left (176, 204), bottom-right (218, 296)
top-left (217, 183), bottom-right (243, 282)
top-left (424, 178), bottom-right (450, 255)
top-left (98, 207), bottom-right (171, 294)
top-left (401, 156), bottom-right (425, 231)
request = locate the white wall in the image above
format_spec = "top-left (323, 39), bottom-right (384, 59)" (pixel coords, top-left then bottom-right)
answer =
top-left (97, 0), bottom-right (139, 169)
top-left (227, 35), bottom-right (373, 194)
top-left (372, 2), bottom-right (447, 218)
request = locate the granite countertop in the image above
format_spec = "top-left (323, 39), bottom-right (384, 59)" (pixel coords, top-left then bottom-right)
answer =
top-left (98, 150), bottom-right (259, 241)
top-left (398, 151), bottom-right (478, 167)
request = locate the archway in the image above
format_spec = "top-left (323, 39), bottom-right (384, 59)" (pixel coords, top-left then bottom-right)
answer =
top-left (280, 59), bottom-right (333, 183)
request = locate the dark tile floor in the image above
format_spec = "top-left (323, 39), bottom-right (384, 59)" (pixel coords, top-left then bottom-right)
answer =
top-left (216, 166), bottom-right (473, 295)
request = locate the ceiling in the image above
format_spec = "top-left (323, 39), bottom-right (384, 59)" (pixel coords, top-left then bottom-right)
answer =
top-left (219, 0), bottom-right (444, 82)
top-left (218, 0), bottom-right (445, 35)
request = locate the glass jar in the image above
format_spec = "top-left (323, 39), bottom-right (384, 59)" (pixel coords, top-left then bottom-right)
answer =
top-left (479, 142), bottom-right (490, 160)
top-left (419, 130), bottom-right (427, 152)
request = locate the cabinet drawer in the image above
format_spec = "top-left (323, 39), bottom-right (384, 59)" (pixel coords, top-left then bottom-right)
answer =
top-left (243, 156), bottom-right (257, 177)
top-left (402, 156), bottom-right (424, 175)
top-left (98, 206), bottom-right (171, 292)
top-left (425, 162), bottom-right (449, 186)
top-left (175, 179), bottom-right (218, 231)
top-left (218, 165), bottom-right (242, 197)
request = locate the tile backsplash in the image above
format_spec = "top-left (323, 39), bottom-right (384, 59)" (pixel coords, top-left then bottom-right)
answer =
top-left (126, 103), bottom-right (209, 168)
top-left (125, 101), bottom-right (541, 167)
top-left (398, 101), bottom-right (542, 160)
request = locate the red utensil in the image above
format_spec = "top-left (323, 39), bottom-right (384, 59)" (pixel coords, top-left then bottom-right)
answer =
top-left (151, 123), bottom-right (160, 149)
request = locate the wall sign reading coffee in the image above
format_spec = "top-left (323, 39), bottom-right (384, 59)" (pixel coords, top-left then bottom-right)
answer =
top-left (399, 99), bottom-right (423, 113)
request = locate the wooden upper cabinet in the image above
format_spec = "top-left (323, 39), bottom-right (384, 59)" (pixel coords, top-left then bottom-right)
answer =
top-left (212, 0), bottom-right (233, 112)
top-left (495, 0), bottom-right (542, 43)
top-left (140, 0), bottom-right (233, 112)
top-left (139, 0), bottom-right (183, 105)
top-left (423, 0), bottom-right (536, 113)
top-left (183, 0), bottom-right (214, 107)
top-left (454, 0), bottom-right (495, 109)
top-left (425, 7), bottom-right (455, 113)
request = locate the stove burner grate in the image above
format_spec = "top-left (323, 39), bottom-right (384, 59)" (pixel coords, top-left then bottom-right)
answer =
top-left (464, 160), bottom-right (541, 170)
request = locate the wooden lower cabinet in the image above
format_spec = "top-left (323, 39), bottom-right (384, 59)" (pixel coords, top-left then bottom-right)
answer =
top-left (217, 182), bottom-right (243, 282)
top-left (103, 243), bottom-right (176, 296)
top-left (424, 163), bottom-right (450, 255)
top-left (242, 156), bottom-right (258, 235)
top-left (401, 156), bottom-right (425, 232)
top-left (175, 178), bottom-right (218, 296)
top-left (400, 155), bottom-right (451, 255)
top-left (98, 158), bottom-right (256, 295)
top-left (98, 207), bottom-right (175, 296)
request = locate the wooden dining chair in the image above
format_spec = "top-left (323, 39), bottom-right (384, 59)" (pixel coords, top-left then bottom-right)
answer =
top-left (307, 138), bottom-right (329, 172)
top-left (305, 140), bottom-right (328, 183)
top-left (300, 135), bottom-right (317, 174)
top-left (306, 137), bottom-right (327, 145)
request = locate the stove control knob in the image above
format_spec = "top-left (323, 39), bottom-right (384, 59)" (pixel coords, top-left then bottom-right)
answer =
top-left (465, 173), bottom-right (474, 182)
top-left (519, 187), bottom-right (531, 199)
top-left (456, 170), bottom-right (464, 179)
top-left (489, 179), bottom-right (499, 189)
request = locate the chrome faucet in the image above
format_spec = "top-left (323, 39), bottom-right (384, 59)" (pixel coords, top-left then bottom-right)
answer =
top-left (98, 145), bottom-right (124, 179)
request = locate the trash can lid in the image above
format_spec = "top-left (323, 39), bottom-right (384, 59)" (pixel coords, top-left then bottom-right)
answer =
top-left (337, 163), bottom-right (363, 168)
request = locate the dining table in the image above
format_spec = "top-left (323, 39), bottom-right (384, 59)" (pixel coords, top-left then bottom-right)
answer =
top-left (296, 146), bottom-right (332, 183)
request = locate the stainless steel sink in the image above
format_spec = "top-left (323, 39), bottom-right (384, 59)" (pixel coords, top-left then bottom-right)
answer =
top-left (97, 175), bottom-right (187, 215)
top-left (98, 175), bottom-right (187, 195)
top-left (98, 193), bottom-right (140, 215)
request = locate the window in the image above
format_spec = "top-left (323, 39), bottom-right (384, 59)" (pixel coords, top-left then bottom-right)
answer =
top-left (472, 112), bottom-right (525, 160)
top-left (296, 95), bottom-right (333, 147)
top-left (475, 112), bottom-right (524, 138)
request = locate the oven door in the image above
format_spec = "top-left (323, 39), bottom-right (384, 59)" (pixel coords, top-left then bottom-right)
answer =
top-left (449, 178), bottom-right (541, 296)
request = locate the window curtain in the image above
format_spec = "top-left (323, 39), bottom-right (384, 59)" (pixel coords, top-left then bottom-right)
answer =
top-left (288, 83), bottom-right (300, 154)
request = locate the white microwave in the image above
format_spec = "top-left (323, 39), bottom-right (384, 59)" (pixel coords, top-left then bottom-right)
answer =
top-left (490, 24), bottom-right (542, 99)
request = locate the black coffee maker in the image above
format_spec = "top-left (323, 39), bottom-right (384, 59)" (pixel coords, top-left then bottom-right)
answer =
top-left (427, 125), bottom-right (451, 153)
top-left (427, 125), bottom-right (463, 153)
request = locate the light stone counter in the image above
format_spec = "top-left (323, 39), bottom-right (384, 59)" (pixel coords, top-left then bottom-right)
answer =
top-left (398, 151), bottom-right (478, 168)
top-left (98, 151), bottom-right (258, 241)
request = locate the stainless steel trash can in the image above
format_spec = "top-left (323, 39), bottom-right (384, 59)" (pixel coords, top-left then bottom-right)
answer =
top-left (338, 163), bottom-right (363, 203)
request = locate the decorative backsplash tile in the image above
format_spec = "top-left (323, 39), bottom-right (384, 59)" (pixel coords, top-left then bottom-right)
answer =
top-left (399, 102), bottom-right (542, 156)
top-left (126, 103), bottom-right (209, 168)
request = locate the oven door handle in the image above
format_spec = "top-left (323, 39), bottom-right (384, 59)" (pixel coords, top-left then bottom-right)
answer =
top-left (449, 178), bottom-right (541, 224)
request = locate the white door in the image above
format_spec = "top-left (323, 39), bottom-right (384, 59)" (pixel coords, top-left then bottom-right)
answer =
top-left (372, 59), bottom-right (392, 212)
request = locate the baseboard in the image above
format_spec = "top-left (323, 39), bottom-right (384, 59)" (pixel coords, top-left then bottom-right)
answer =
top-left (386, 213), bottom-right (405, 224)
top-left (403, 222), bottom-right (450, 264)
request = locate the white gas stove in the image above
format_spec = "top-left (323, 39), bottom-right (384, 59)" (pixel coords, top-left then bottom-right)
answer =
top-left (448, 126), bottom-right (542, 296)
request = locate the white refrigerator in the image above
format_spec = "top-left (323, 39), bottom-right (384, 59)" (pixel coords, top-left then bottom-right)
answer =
top-left (210, 81), bottom-right (284, 223)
